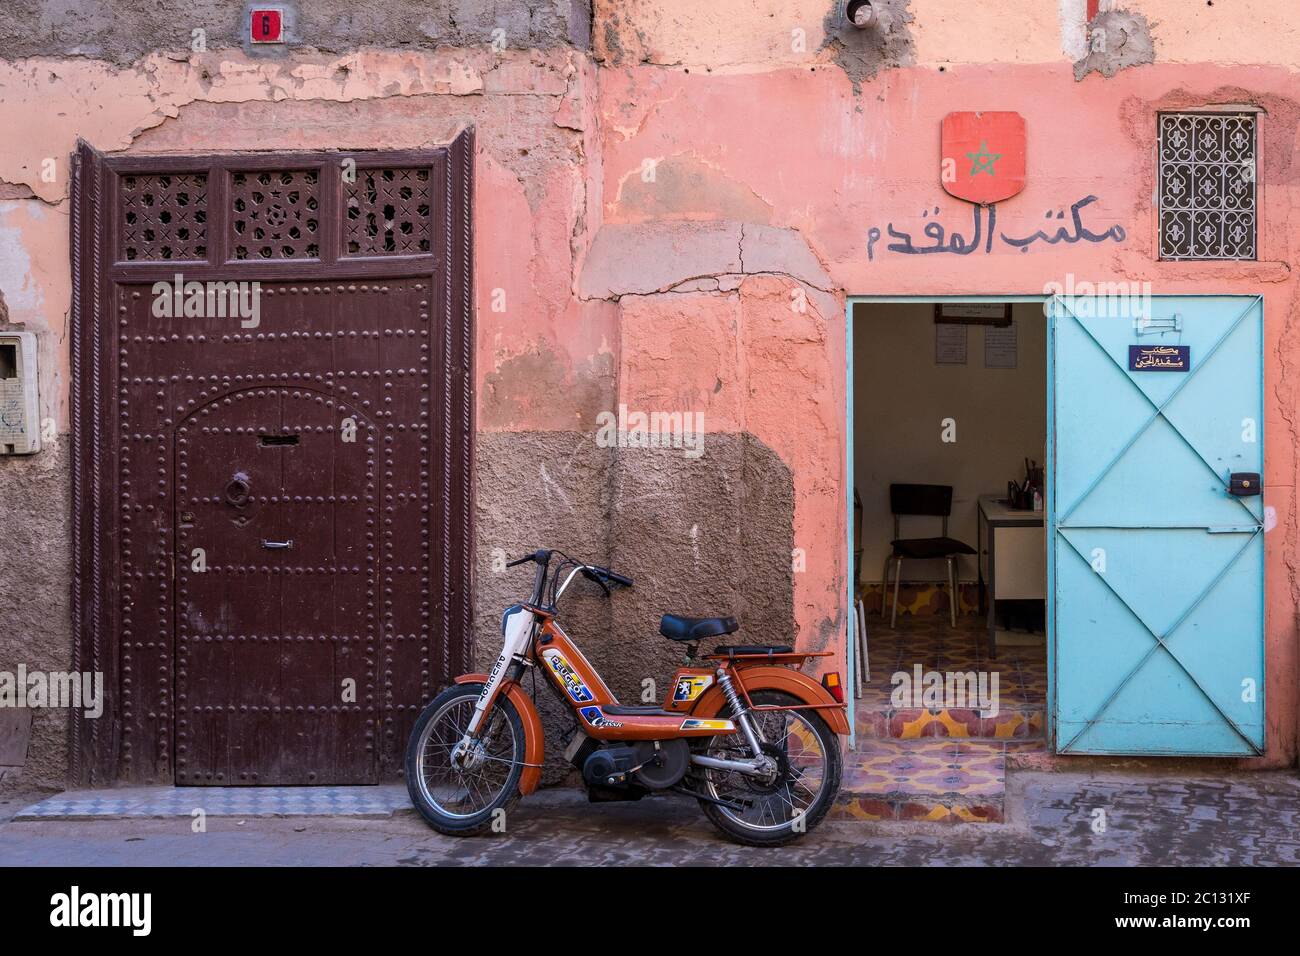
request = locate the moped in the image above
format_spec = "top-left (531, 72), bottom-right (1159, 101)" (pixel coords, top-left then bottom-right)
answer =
top-left (405, 549), bottom-right (847, 846)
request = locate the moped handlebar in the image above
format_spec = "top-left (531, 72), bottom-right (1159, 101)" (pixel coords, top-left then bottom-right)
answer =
top-left (596, 568), bottom-right (634, 588)
top-left (505, 549), bottom-right (632, 606)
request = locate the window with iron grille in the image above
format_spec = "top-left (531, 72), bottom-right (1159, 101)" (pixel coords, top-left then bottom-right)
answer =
top-left (1158, 112), bottom-right (1256, 261)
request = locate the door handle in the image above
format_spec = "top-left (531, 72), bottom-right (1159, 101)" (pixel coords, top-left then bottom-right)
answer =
top-left (261, 539), bottom-right (293, 550)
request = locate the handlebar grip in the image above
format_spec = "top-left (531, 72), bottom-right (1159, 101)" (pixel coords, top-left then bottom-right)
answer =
top-left (604, 570), bottom-right (634, 588)
top-left (505, 556), bottom-right (531, 568)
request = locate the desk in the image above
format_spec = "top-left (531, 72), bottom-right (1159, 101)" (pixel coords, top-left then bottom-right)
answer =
top-left (977, 495), bottom-right (1045, 658)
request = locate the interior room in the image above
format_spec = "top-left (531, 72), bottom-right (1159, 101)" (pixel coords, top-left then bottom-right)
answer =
top-left (851, 300), bottom-right (1049, 740)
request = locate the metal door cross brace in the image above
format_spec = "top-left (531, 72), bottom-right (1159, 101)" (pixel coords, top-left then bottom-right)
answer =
top-left (1057, 529), bottom-right (1262, 754)
top-left (1053, 295), bottom-right (1262, 529)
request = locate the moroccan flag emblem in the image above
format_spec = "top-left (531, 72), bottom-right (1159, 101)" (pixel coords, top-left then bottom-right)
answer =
top-left (941, 111), bottom-right (1027, 205)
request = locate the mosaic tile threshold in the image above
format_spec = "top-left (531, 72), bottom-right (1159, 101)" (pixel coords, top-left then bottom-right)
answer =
top-left (14, 784), bottom-right (414, 821)
top-left (832, 739), bottom-right (1031, 824)
top-left (855, 615), bottom-right (1048, 743)
top-left (855, 704), bottom-right (1047, 741)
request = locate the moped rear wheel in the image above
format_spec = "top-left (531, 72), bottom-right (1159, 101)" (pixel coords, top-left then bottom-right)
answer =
top-left (695, 691), bottom-right (842, 847)
top-left (405, 683), bottom-right (525, 836)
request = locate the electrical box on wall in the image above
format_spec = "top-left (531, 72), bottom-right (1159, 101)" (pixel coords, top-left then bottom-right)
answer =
top-left (0, 331), bottom-right (40, 454)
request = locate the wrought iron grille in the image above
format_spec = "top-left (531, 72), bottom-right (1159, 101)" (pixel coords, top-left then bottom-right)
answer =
top-left (1158, 112), bottom-right (1256, 261)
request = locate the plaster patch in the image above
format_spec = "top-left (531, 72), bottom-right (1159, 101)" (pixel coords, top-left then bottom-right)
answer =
top-left (0, 48), bottom-right (577, 201)
top-left (820, 0), bottom-right (915, 94)
top-left (579, 220), bottom-right (834, 301)
top-left (1074, 8), bottom-right (1156, 81)
top-left (593, 0), bottom-right (830, 72)
top-left (0, 436), bottom-right (72, 788)
top-left (910, 0), bottom-right (1070, 66)
top-left (612, 154), bottom-right (774, 224)
top-left (0, 202), bottom-right (49, 318)
top-left (0, 1), bottom-right (592, 64)
top-left (481, 343), bottom-right (616, 431)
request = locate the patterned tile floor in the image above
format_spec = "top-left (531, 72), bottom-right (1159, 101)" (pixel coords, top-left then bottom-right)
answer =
top-left (836, 614), bottom-right (1049, 823)
top-left (14, 784), bottom-right (413, 820)
top-left (856, 615), bottom-right (1047, 740)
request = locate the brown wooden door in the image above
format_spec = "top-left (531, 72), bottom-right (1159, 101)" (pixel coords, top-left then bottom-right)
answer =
top-left (70, 138), bottom-right (476, 786)
top-left (176, 387), bottom-right (378, 784)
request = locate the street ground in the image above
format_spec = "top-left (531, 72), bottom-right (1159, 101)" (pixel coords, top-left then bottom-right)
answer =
top-left (1, 769), bottom-right (1298, 866)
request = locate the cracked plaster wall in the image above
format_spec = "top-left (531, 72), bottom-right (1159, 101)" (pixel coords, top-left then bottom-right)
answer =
top-left (0, 44), bottom-right (620, 788)
top-left (0, 1), bottom-right (593, 63)
top-left (5, 1), bottom-right (1300, 785)
top-left (593, 35), bottom-right (1300, 768)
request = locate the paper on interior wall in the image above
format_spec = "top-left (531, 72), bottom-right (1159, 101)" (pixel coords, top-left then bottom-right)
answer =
top-left (935, 324), bottom-right (968, 365)
top-left (984, 321), bottom-right (1017, 369)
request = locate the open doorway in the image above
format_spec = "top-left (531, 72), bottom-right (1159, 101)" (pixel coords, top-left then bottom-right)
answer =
top-left (849, 299), bottom-right (1048, 747)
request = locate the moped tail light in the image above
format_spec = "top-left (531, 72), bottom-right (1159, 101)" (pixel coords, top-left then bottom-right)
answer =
top-left (821, 671), bottom-right (844, 703)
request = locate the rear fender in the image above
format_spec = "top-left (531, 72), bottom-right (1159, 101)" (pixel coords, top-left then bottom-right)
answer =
top-left (691, 666), bottom-right (850, 737)
top-left (454, 674), bottom-right (544, 795)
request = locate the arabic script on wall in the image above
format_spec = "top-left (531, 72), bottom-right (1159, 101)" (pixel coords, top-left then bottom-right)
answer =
top-left (867, 196), bottom-right (1126, 260)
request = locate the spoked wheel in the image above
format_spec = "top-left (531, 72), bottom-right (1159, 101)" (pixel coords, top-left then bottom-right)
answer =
top-left (694, 691), bottom-right (842, 847)
top-left (404, 683), bottom-right (525, 835)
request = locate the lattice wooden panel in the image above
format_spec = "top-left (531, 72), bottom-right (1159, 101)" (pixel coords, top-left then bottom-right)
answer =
top-left (120, 173), bottom-right (208, 261)
top-left (344, 168), bottom-right (433, 256)
top-left (230, 170), bottom-right (321, 260)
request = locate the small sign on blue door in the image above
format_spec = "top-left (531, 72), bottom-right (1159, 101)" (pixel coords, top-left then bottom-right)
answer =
top-left (1128, 345), bottom-right (1190, 372)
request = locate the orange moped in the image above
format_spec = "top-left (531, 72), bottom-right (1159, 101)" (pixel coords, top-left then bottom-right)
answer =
top-left (405, 549), bottom-right (847, 845)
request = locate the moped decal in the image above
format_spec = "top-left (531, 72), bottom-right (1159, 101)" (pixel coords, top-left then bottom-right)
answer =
top-left (680, 718), bottom-right (735, 731)
top-left (542, 649), bottom-right (594, 703)
top-left (673, 675), bottom-right (713, 702)
top-left (579, 706), bottom-right (623, 729)
top-left (478, 653), bottom-right (508, 704)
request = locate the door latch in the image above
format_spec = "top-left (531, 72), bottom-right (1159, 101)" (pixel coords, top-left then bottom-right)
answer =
top-left (261, 539), bottom-right (293, 550)
top-left (1229, 473), bottom-right (1261, 497)
top-left (1134, 313), bottom-right (1182, 335)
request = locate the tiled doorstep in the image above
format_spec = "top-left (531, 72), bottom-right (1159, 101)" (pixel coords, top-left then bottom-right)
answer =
top-left (855, 704), bottom-right (1046, 740)
top-left (13, 784), bottom-right (414, 821)
top-left (831, 739), bottom-right (1042, 824)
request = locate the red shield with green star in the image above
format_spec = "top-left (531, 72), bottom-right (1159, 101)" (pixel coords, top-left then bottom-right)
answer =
top-left (940, 111), bottom-right (1026, 205)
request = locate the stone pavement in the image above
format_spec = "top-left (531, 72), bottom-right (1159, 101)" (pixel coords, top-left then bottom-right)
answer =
top-left (1, 769), bottom-right (1298, 866)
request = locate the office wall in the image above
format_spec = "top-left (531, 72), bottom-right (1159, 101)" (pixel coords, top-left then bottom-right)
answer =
top-left (853, 302), bottom-right (1047, 583)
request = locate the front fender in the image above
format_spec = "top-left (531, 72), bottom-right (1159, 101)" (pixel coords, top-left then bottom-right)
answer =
top-left (692, 666), bottom-right (850, 737)
top-left (454, 674), bottom-right (544, 795)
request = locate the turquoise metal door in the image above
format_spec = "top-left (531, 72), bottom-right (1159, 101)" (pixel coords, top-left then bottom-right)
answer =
top-left (1049, 295), bottom-right (1264, 755)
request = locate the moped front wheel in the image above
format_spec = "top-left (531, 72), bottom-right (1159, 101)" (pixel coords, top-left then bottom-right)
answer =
top-left (405, 683), bottom-right (525, 836)
top-left (694, 690), bottom-right (842, 847)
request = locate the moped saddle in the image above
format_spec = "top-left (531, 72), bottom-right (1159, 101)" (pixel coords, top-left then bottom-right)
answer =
top-left (659, 614), bottom-right (739, 642)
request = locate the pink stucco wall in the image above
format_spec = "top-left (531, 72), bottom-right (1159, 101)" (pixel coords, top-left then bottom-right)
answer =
top-left (592, 60), bottom-right (1300, 766)
top-left (2, 2), bottom-right (1298, 781)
